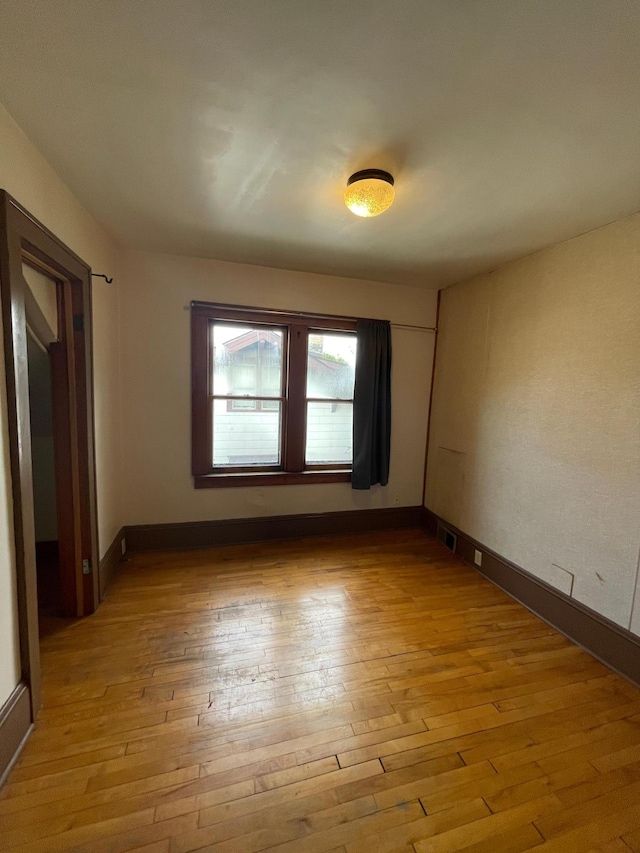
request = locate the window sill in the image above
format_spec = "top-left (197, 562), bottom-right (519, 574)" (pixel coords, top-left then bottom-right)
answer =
top-left (194, 471), bottom-right (352, 489)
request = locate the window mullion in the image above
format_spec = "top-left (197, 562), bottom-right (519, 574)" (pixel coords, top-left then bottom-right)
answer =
top-left (284, 324), bottom-right (307, 472)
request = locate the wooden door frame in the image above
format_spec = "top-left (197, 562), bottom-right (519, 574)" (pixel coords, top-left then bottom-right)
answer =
top-left (0, 191), bottom-right (99, 717)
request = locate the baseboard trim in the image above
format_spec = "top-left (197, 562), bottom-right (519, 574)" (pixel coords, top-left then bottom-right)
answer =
top-left (422, 507), bottom-right (640, 687)
top-left (0, 682), bottom-right (32, 787)
top-left (125, 506), bottom-right (423, 553)
top-left (99, 527), bottom-right (126, 600)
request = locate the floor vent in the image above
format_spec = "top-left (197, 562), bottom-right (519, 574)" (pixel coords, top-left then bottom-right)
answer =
top-left (437, 523), bottom-right (457, 553)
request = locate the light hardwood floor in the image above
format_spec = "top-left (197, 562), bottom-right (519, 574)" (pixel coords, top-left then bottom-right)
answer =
top-left (2, 529), bottom-right (640, 853)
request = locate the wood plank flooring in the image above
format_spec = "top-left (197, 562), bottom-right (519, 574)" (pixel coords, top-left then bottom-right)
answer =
top-left (2, 529), bottom-right (640, 853)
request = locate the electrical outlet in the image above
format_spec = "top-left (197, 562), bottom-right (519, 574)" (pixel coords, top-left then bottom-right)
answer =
top-left (474, 549), bottom-right (483, 567)
top-left (394, 494), bottom-right (400, 506)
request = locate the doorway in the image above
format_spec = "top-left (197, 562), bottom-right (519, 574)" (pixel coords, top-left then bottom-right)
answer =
top-left (26, 326), bottom-right (62, 634)
top-left (0, 191), bottom-right (99, 719)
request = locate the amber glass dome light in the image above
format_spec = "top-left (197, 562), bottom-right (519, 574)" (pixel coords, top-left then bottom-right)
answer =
top-left (344, 169), bottom-right (395, 217)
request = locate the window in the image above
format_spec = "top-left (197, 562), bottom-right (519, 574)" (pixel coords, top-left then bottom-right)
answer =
top-left (191, 302), bottom-right (357, 487)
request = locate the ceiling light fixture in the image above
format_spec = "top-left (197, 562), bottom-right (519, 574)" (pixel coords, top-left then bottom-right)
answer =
top-left (344, 169), bottom-right (395, 218)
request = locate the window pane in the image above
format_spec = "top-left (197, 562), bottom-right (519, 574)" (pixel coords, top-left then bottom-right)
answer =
top-left (213, 399), bottom-right (281, 467)
top-left (306, 333), bottom-right (356, 400)
top-left (212, 324), bottom-right (283, 398)
top-left (305, 402), bottom-right (353, 464)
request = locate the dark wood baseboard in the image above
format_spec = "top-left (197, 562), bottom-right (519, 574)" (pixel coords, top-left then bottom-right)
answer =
top-left (0, 682), bottom-right (32, 787)
top-left (125, 506), bottom-right (423, 554)
top-left (422, 507), bottom-right (640, 688)
top-left (99, 527), bottom-right (125, 600)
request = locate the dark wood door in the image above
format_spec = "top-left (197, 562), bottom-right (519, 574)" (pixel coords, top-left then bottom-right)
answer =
top-left (49, 341), bottom-right (83, 617)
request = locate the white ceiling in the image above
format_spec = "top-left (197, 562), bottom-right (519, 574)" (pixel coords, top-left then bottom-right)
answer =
top-left (1, 0), bottom-right (640, 289)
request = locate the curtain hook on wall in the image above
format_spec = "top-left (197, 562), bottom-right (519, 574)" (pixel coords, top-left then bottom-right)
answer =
top-left (91, 273), bottom-right (113, 284)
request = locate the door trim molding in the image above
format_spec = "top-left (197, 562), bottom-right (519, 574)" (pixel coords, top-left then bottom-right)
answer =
top-left (0, 190), bottom-right (100, 717)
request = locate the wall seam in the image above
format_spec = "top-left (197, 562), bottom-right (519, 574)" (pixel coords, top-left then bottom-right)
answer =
top-left (421, 289), bottom-right (441, 507)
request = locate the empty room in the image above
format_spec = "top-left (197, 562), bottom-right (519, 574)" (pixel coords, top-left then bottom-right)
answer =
top-left (0, 1), bottom-right (640, 851)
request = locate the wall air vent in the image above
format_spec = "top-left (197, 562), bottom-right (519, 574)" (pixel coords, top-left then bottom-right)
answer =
top-left (436, 522), bottom-right (457, 554)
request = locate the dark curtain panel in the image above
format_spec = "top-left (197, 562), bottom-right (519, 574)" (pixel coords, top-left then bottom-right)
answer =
top-left (352, 319), bottom-right (392, 490)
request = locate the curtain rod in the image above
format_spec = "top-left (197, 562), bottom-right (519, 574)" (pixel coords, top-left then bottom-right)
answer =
top-left (189, 301), bottom-right (436, 332)
top-left (391, 322), bottom-right (437, 332)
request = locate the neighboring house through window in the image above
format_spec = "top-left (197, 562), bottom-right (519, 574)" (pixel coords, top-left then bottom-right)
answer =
top-left (220, 328), bottom-right (282, 413)
top-left (191, 302), bottom-right (356, 487)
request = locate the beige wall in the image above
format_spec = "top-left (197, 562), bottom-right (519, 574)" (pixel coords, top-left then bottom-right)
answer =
top-left (120, 249), bottom-right (437, 525)
top-left (426, 212), bottom-right (640, 634)
top-left (0, 103), bottom-right (123, 707)
top-left (22, 264), bottom-right (58, 339)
